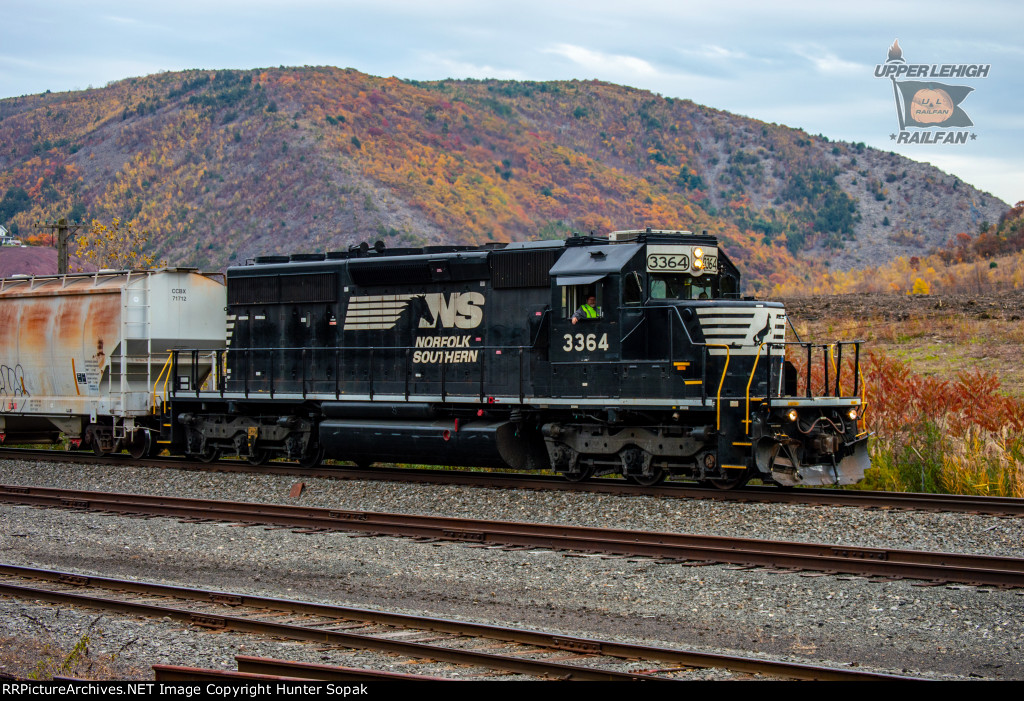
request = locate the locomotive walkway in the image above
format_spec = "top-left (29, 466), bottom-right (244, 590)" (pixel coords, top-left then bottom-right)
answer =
top-left (0, 563), bottom-right (917, 681)
top-left (3, 484), bottom-right (1023, 589)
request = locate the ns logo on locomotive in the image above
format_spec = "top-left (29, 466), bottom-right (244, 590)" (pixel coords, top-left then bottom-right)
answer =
top-left (0, 229), bottom-right (869, 488)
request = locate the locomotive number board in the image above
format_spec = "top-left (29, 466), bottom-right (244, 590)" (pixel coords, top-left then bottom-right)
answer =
top-left (645, 245), bottom-right (718, 275)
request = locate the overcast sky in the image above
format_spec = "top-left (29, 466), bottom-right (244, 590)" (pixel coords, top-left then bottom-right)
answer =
top-left (2, 0), bottom-right (1020, 205)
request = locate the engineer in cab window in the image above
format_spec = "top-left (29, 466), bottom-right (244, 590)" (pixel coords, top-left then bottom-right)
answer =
top-left (571, 295), bottom-right (599, 325)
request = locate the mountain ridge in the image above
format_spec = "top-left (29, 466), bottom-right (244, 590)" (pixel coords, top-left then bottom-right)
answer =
top-left (0, 67), bottom-right (1009, 291)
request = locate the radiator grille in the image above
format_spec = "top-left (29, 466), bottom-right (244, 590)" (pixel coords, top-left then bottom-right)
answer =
top-left (280, 272), bottom-right (337, 303)
top-left (491, 249), bottom-right (560, 289)
top-left (348, 260), bottom-right (434, 286)
top-left (229, 273), bottom-right (336, 305)
top-left (228, 276), bottom-right (278, 305)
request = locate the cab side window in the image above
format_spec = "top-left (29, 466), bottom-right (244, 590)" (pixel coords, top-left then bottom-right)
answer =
top-left (561, 285), bottom-right (602, 319)
top-left (623, 271), bottom-right (643, 305)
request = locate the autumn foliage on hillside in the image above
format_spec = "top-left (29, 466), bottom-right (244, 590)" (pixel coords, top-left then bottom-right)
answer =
top-left (0, 67), bottom-right (1006, 288)
top-left (72, 218), bottom-right (158, 271)
top-left (775, 201), bottom-right (1024, 295)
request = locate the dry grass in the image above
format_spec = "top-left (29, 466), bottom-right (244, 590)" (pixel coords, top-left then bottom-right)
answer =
top-left (858, 352), bottom-right (1024, 496)
top-left (791, 312), bottom-right (1024, 398)
top-left (0, 626), bottom-right (146, 681)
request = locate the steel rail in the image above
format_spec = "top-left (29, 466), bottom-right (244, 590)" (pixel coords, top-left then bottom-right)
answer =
top-left (152, 666), bottom-right (306, 682)
top-left (0, 579), bottom-right (656, 682)
top-left (233, 656), bottom-right (452, 681)
top-left (3, 485), bottom-right (1023, 588)
top-left (2, 447), bottom-right (1022, 517)
top-left (0, 564), bottom-right (916, 681)
top-left (153, 659), bottom-right (449, 682)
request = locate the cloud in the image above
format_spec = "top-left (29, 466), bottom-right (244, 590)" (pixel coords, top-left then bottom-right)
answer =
top-left (543, 43), bottom-right (657, 78)
top-left (678, 45), bottom-right (750, 62)
top-left (104, 15), bottom-right (142, 25)
top-left (413, 54), bottom-right (526, 81)
top-left (792, 45), bottom-right (866, 75)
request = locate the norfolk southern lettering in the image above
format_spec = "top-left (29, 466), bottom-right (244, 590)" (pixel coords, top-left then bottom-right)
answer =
top-left (413, 334), bottom-right (479, 364)
top-left (874, 63), bottom-right (991, 79)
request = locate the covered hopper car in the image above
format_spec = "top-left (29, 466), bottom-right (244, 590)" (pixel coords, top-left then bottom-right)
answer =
top-left (0, 268), bottom-right (227, 457)
top-left (0, 229), bottom-right (870, 488)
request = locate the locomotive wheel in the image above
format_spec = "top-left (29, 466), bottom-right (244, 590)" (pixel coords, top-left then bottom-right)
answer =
top-left (298, 446), bottom-right (325, 468)
top-left (247, 450), bottom-right (272, 466)
top-left (563, 465), bottom-right (595, 483)
top-left (707, 468), bottom-right (751, 490)
top-left (196, 446), bottom-right (220, 463)
top-left (626, 468), bottom-right (666, 486)
top-left (127, 431), bottom-right (151, 460)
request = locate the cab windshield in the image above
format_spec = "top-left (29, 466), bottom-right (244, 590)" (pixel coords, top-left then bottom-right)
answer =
top-left (650, 274), bottom-right (714, 300)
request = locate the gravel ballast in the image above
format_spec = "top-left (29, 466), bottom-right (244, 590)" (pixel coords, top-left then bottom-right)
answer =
top-left (1, 459), bottom-right (1022, 680)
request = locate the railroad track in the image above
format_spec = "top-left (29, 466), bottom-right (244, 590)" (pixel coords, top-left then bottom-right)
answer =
top-left (3, 484), bottom-right (1023, 588)
top-left (154, 657), bottom-right (452, 681)
top-left (0, 564), bottom-right (917, 681)
top-left (2, 447), bottom-right (1022, 517)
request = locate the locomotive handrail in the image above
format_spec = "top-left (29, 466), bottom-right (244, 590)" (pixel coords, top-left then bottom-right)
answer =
top-left (620, 315), bottom-right (646, 344)
top-left (529, 308), bottom-right (551, 349)
top-left (761, 340), bottom-right (864, 399)
top-left (151, 353), bottom-right (173, 415)
top-left (708, 344), bottom-right (730, 430)
top-left (857, 363), bottom-right (870, 434)
top-left (168, 332), bottom-right (737, 415)
top-left (785, 314), bottom-right (804, 344)
top-left (665, 305), bottom-right (706, 348)
top-left (168, 345), bottom-right (536, 402)
top-left (739, 340), bottom-right (865, 439)
top-left (829, 344), bottom-right (844, 397)
top-left (217, 349), bottom-right (226, 397)
top-left (743, 343), bottom-right (767, 436)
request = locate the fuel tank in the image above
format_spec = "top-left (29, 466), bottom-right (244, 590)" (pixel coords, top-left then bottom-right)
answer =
top-left (319, 418), bottom-right (548, 470)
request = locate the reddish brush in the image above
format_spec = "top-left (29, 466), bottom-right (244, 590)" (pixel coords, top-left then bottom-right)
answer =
top-left (866, 352), bottom-right (1024, 435)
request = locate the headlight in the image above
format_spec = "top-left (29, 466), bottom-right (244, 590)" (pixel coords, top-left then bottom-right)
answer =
top-left (786, 409), bottom-right (798, 422)
top-left (693, 247), bottom-right (703, 259)
top-left (848, 408), bottom-right (859, 421)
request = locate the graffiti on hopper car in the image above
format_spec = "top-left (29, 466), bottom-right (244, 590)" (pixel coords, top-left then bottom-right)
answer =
top-left (0, 364), bottom-right (30, 413)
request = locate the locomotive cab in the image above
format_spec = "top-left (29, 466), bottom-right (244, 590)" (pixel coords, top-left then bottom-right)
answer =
top-left (536, 229), bottom-right (868, 488)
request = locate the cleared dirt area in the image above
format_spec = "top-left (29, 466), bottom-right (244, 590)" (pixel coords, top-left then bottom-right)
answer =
top-left (781, 291), bottom-right (1024, 397)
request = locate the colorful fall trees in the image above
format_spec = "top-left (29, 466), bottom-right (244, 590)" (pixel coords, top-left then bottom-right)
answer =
top-left (73, 218), bottom-right (157, 270)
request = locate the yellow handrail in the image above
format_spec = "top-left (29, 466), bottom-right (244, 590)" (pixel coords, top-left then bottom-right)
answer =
top-left (706, 344), bottom-right (730, 431)
top-left (151, 353), bottom-right (173, 415)
top-left (743, 343), bottom-right (766, 437)
top-left (827, 343), bottom-right (846, 397)
top-left (858, 363), bottom-right (869, 427)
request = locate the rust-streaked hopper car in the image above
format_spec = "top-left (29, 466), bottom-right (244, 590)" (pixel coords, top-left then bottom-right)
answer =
top-left (0, 269), bottom-right (226, 456)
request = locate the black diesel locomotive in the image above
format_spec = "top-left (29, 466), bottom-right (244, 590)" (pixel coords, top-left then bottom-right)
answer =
top-left (167, 229), bottom-right (869, 488)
